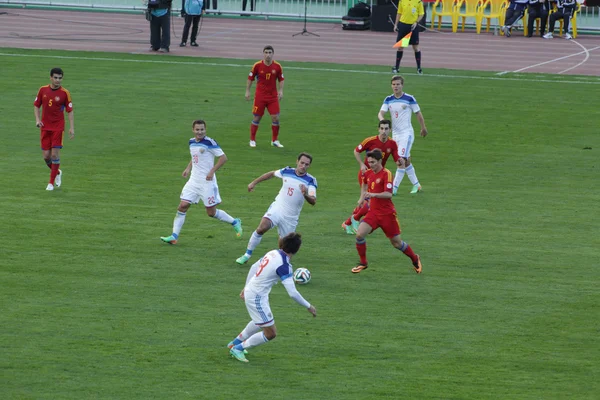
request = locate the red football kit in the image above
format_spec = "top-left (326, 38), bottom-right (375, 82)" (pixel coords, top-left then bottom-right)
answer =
top-left (355, 135), bottom-right (399, 185)
top-left (34, 85), bottom-right (73, 150)
top-left (248, 60), bottom-right (284, 117)
top-left (361, 167), bottom-right (401, 238)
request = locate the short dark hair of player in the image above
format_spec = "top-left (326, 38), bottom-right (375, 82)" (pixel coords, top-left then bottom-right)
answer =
top-left (391, 75), bottom-right (404, 84)
top-left (379, 119), bottom-right (391, 128)
top-left (297, 152), bottom-right (313, 163)
top-left (50, 67), bottom-right (64, 77)
top-left (280, 232), bottom-right (302, 255)
top-left (263, 45), bottom-right (274, 53)
top-left (192, 119), bottom-right (206, 128)
top-left (366, 149), bottom-right (383, 161)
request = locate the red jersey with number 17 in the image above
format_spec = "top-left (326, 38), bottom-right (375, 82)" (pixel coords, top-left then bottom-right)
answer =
top-left (363, 167), bottom-right (396, 215)
top-left (34, 85), bottom-right (73, 131)
top-left (248, 61), bottom-right (284, 99)
top-left (355, 136), bottom-right (399, 168)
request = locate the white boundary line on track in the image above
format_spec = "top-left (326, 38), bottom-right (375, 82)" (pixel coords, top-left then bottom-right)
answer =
top-left (558, 40), bottom-right (591, 74)
top-left (2, 51), bottom-right (600, 85)
top-left (496, 44), bottom-right (600, 76)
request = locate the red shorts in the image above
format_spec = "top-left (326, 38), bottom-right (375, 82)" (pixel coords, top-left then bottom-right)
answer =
top-left (253, 97), bottom-right (280, 117)
top-left (357, 169), bottom-right (365, 186)
top-left (40, 129), bottom-right (64, 150)
top-left (362, 212), bottom-right (401, 238)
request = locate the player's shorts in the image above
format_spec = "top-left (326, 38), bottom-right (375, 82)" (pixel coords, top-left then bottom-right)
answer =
top-left (396, 22), bottom-right (419, 46)
top-left (253, 97), bottom-right (280, 117)
top-left (180, 179), bottom-right (222, 208)
top-left (263, 203), bottom-right (298, 238)
top-left (244, 289), bottom-right (275, 327)
top-left (40, 129), bottom-right (64, 150)
top-left (362, 211), bottom-right (402, 238)
top-left (393, 133), bottom-right (415, 159)
top-left (357, 169), bottom-right (366, 186)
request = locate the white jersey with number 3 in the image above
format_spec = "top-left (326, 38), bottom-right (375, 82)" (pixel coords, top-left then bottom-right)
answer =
top-left (380, 93), bottom-right (421, 138)
top-left (246, 249), bottom-right (293, 297)
top-left (271, 167), bottom-right (318, 218)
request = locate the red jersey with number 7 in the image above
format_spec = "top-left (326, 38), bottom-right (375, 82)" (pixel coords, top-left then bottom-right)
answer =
top-left (248, 61), bottom-right (284, 100)
top-left (34, 85), bottom-right (73, 131)
top-left (355, 136), bottom-right (399, 168)
top-left (362, 168), bottom-right (396, 215)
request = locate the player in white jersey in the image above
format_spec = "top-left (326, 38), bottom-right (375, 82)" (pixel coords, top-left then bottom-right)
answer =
top-left (236, 152), bottom-right (317, 265)
top-left (228, 232), bottom-right (317, 363)
top-left (378, 75), bottom-right (428, 195)
top-left (160, 120), bottom-right (243, 244)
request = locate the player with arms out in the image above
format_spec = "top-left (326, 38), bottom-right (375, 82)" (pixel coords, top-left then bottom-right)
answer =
top-left (236, 153), bottom-right (317, 265)
top-left (351, 149), bottom-right (422, 275)
top-left (245, 45), bottom-right (285, 148)
top-left (341, 120), bottom-right (400, 235)
top-left (160, 120), bottom-right (242, 244)
top-left (378, 75), bottom-right (428, 195)
top-left (228, 232), bottom-right (317, 363)
top-left (34, 67), bottom-right (75, 191)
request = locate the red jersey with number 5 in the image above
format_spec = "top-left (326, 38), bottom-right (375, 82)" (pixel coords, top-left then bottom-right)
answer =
top-left (34, 85), bottom-right (73, 131)
top-left (248, 61), bottom-right (284, 99)
top-left (355, 136), bottom-right (399, 168)
top-left (362, 168), bottom-right (396, 215)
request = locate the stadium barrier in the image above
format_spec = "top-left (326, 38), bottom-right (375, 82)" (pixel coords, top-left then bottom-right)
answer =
top-left (1, 0), bottom-right (598, 30)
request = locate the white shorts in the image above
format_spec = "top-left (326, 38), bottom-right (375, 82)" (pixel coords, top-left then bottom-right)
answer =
top-left (244, 289), bottom-right (275, 327)
top-left (180, 179), bottom-right (222, 208)
top-left (394, 134), bottom-right (415, 159)
top-left (263, 203), bottom-right (298, 238)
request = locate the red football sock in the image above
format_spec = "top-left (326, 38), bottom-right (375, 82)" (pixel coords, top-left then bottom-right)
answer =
top-left (402, 243), bottom-right (418, 264)
top-left (271, 123), bottom-right (280, 142)
top-left (250, 123), bottom-right (259, 141)
top-left (353, 201), bottom-right (369, 220)
top-left (50, 163), bottom-right (60, 184)
top-left (356, 240), bottom-right (367, 265)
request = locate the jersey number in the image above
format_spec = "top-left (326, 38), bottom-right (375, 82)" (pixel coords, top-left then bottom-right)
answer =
top-left (207, 196), bottom-right (216, 205)
top-left (256, 256), bottom-right (270, 277)
top-left (287, 187), bottom-right (294, 196)
top-left (371, 182), bottom-right (375, 190)
top-left (48, 99), bottom-right (53, 107)
top-left (193, 154), bottom-right (199, 164)
top-left (266, 73), bottom-right (271, 80)
top-left (394, 111), bottom-right (398, 118)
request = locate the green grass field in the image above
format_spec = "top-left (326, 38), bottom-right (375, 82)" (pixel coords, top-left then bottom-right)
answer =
top-left (1, 48), bottom-right (599, 399)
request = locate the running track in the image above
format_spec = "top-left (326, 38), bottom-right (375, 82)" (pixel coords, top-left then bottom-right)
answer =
top-left (1, 9), bottom-right (599, 75)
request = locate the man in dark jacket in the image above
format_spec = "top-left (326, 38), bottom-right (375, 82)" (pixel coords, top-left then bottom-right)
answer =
top-left (544, 0), bottom-right (577, 39)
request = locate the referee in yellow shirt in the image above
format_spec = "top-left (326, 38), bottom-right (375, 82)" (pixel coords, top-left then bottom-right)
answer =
top-left (393, 0), bottom-right (425, 74)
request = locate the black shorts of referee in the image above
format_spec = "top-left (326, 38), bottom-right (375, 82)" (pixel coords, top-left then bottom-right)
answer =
top-left (396, 22), bottom-right (419, 46)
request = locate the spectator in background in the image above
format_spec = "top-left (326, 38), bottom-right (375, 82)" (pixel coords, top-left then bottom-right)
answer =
top-left (544, 0), bottom-right (577, 39)
top-left (501, 0), bottom-right (528, 37)
top-left (242, 0), bottom-right (255, 15)
top-left (180, 0), bottom-right (205, 47)
top-left (526, 0), bottom-right (549, 37)
top-left (147, 0), bottom-right (172, 52)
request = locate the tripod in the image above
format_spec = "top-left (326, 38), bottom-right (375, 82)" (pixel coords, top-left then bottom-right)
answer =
top-left (293, 0), bottom-right (319, 37)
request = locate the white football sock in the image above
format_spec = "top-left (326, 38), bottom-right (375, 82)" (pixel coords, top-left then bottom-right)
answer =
top-left (173, 211), bottom-right (186, 236)
top-left (213, 209), bottom-right (234, 224)
top-left (406, 164), bottom-right (419, 186)
top-left (394, 168), bottom-right (406, 188)
top-left (246, 231), bottom-right (263, 255)
top-left (238, 321), bottom-right (261, 342)
top-left (242, 332), bottom-right (269, 350)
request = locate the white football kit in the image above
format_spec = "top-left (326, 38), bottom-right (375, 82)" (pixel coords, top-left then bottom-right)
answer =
top-left (380, 93), bottom-right (421, 158)
top-left (180, 136), bottom-right (225, 207)
top-left (244, 249), bottom-right (311, 327)
top-left (263, 167), bottom-right (317, 238)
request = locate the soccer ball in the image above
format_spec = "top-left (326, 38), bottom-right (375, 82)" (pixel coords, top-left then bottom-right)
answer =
top-left (293, 268), bottom-right (311, 285)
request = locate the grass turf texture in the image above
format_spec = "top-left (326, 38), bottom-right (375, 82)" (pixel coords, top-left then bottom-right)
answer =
top-left (1, 48), bottom-right (599, 399)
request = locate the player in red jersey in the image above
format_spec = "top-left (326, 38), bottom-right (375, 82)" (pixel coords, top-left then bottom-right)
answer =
top-left (34, 67), bottom-right (75, 191)
top-left (245, 45), bottom-right (285, 148)
top-left (351, 149), bottom-right (422, 274)
top-left (341, 120), bottom-right (401, 234)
